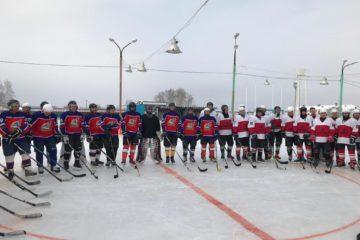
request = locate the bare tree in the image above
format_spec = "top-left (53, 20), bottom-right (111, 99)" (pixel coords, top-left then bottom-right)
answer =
top-left (154, 88), bottom-right (194, 107)
top-left (0, 80), bottom-right (15, 107)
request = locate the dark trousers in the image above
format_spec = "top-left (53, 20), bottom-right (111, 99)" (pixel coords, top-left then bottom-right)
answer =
top-left (64, 134), bottom-right (82, 161)
top-left (103, 135), bottom-right (119, 161)
top-left (34, 137), bottom-right (57, 167)
top-left (182, 137), bottom-right (197, 157)
top-left (314, 142), bottom-right (331, 166)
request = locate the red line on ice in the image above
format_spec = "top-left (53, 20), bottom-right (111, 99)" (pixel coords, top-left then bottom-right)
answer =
top-left (0, 224), bottom-right (65, 240)
top-left (160, 163), bottom-right (276, 240)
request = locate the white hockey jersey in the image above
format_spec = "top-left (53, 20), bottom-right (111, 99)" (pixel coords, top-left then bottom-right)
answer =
top-left (233, 114), bottom-right (249, 138)
top-left (217, 113), bottom-right (233, 136)
top-left (335, 118), bottom-right (358, 144)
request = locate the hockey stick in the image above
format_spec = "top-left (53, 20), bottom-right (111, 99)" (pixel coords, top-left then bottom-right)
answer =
top-left (0, 230), bottom-right (26, 237)
top-left (165, 136), bottom-right (192, 171)
top-left (108, 134), bottom-right (120, 178)
top-left (126, 138), bottom-right (140, 176)
top-left (0, 189), bottom-right (50, 207)
top-left (31, 144), bottom-right (86, 178)
top-left (13, 143), bottom-right (73, 182)
top-left (224, 145), bottom-right (241, 167)
top-left (213, 139), bottom-right (221, 172)
top-left (62, 136), bottom-right (98, 180)
top-left (0, 205), bottom-right (42, 219)
top-left (0, 163), bottom-right (40, 185)
top-left (292, 147), bottom-right (305, 170)
top-left (181, 142), bottom-right (207, 172)
top-left (0, 170), bottom-right (52, 198)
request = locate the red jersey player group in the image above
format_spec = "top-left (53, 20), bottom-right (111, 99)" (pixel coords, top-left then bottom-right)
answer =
top-left (1, 99), bottom-right (359, 179)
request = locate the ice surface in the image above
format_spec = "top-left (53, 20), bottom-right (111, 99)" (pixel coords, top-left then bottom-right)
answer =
top-left (1, 140), bottom-right (360, 240)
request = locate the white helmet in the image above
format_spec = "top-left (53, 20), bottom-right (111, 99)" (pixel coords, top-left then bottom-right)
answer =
top-left (42, 104), bottom-right (53, 113)
top-left (204, 107), bottom-right (210, 112)
top-left (319, 108), bottom-right (327, 113)
top-left (239, 106), bottom-right (245, 111)
top-left (353, 109), bottom-right (360, 114)
top-left (260, 105), bottom-right (266, 109)
top-left (331, 108), bottom-right (338, 113)
top-left (287, 106), bottom-right (294, 112)
top-left (342, 107), bottom-right (350, 113)
top-left (22, 102), bottom-right (30, 108)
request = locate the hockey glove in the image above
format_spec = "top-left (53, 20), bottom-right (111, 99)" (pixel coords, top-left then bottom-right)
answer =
top-left (303, 133), bottom-right (310, 141)
top-left (250, 134), bottom-right (257, 141)
top-left (350, 136), bottom-right (356, 145)
top-left (281, 131), bottom-right (286, 138)
top-left (55, 134), bottom-right (62, 144)
top-left (136, 131), bottom-right (143, 140)
top-left (294, 134), bottom-right (300, 145)
top-left (62, 135), bottom-right (70, 144)
top-left (7, 128), bottom-right (22, 144)
top-left (86, 135), bottom-right (94, 143)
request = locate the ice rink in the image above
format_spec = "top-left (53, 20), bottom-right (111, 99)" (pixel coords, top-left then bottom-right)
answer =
top-left (1, 141), bottom-right (360, 240)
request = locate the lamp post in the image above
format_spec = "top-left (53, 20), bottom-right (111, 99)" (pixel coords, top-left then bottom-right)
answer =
top-left (264, 79), bottom-right (273, 109)
top-left (231, 33), bottom-right (239, 115)
top-left (339, 60), bottom-right (358, 114)
top-left (109, 38), bottom-right (137, 113)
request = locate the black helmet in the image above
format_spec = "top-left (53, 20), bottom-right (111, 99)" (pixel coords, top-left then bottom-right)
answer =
top-left (169, 102), bottom-right (175, 107)
top-left (206, 102), bottom-right (214, 107)
top-left (89, 103), bottom-right (97, 109)
top-left (40, 101), bottom-right (49, 109)
top-left (256, 107), bottom-right (262, 113)
top-left (7, 99), bottom-right (19, 107)
top-left (221, 105), bottom-right (228, 112)
top-left (128, 102), bottom-right (136, 110)
top-left (299, 106), bottom-right (307, 112)
top-left (68, 100), bottom-right (77, 106)
top-left (106, 104), bottom-right (115, 110)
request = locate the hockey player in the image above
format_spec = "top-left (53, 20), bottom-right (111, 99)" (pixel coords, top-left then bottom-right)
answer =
top-left (217, 105), bottom-right (234, 161)
top-left (21, 103), bottom-right (32, 147)
top-left (294, 106), bottom-right (312, 162)
top-left (162, 103), bottom-right (180, 164)
top-left (198, 108), bottom-right (218, 162)
top-left (83, 103), bottom-right (104, 166)
top-left (352, 109), bottom-right (360, 163)
top-left (329, 108), bottom-right (338, 162)
top-left (138, 105), bottom-right (162, 163)
top-left (180, 107), bottom-right (199, 162)
top-left (268, 106), bottom-right (282, 160)
top-left (102, 104), bottom-right (121, 166)
top-left (335, 108), bottom-right (358, 168)
top-left (281, 107), bottom-right (295, 161)
top-left (0, 99), bottom-right (36, 178)
top-left (310, 108), bottom-right (335, 170)
top-left (200, 102), bottom-right (217, 118)
top-left (60, 100), bottom-right (84, 170)
top-left (248, 107), bottom-right (270, 162)
top-left (31, 103), bottom-right (60, 173)
top-left (309, 106), bottom-right (318, 123)
top-left (233, 105), bottom-right (250, 161)
top-left (121, 102), bottom-right (142, 165)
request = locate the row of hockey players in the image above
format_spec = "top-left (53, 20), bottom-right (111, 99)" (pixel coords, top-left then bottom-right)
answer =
top-left (1, 99), bottom-right (359, 179)
top-left (161, 101), bottom-right (360, 170)
top-left (0, 99), bottom-right (152, 179)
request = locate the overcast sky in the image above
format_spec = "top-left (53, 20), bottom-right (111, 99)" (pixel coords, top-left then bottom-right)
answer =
top-left (0, 0), bottom-right (359, 110)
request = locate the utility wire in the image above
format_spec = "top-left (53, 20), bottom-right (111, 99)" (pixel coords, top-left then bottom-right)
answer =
top-left (132, 0), bottom-right (210, 65)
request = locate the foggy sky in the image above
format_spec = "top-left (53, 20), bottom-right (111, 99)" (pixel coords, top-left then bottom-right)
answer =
top-left (0, 0), bottom-right (359, 110)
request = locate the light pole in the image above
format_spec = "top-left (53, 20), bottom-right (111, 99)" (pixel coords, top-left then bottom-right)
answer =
top-left (264, 79), bottom-right (273, 109)
top-left (109, 38), bottom-right (137, 113)
top-left (339, 60), bottom-right (358, 114)
top-left (231, 33), bottom-right (239, 115)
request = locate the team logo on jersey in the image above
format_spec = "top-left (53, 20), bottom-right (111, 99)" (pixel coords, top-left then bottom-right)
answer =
top-left (168, 117), bottom-right (176, 126)
top-left (10, 121), bottom-right (21, 130)
top-left (128, 118), bottom-right (136, 126)
top-left (204, 122), bottom-right (212, 130)
top-left (40, 122), bottom-right (51, 132)
top-left (186, 122), bottom-right (195, 130)
top-left (70, 118), bottom-right (79, 127)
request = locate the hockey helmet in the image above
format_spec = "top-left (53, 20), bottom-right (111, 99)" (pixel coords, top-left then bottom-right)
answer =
top-left (342, 107), bottom-right (350, 113)
top-left (42, 104), bottom-right (53, 113)
top-left (239, 106), bottom-right (245, 111)
top-left (89, 103), bottom-right (98, 109)
top-left (128, 102), bottom-right (136, 111)
top-left (169, 102), bottom-right (176, 107)
top-left (40, 101), bottom-right (49, 109)
top-left (22, 102), bottom-right (30, 108)
top-left (287, 106), bottom-right (294, 112)
top-left (319, 108), bottom-right (327, 114)
top-left (106, 104), bottom-right (115, 110)
top-left (7, 99), bottom-right (19, 107)
top-left (68, 100), bottom-right (77, 106)
top-left (204, 107), bottom-right (211, 113)
top-left (331, 108), bottom-right (338, 113)
top-left (353, 109), bottom-right (360, 114)
top-left (221, 105), bottom-right (228, 112)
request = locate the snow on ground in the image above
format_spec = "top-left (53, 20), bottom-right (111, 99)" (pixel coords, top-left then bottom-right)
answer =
top-left (1, 140), bottom-right (360, 240)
